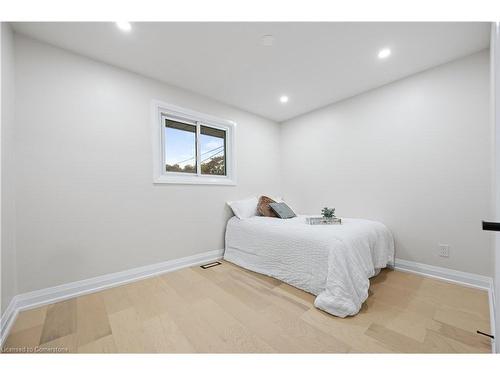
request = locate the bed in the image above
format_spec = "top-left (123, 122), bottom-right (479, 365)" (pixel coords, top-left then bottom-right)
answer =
top-left (224, 215), bottom-right (395, 317)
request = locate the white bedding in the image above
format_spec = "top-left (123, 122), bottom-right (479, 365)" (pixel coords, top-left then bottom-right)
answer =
top-left (224, 215), bottom-right (395, 317)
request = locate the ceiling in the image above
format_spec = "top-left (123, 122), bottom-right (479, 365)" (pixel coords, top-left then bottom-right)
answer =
top-left (12, 22), bottom-right (490, 122)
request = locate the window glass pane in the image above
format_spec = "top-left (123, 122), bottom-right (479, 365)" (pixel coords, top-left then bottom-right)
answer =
top-left (164, 119), bottom-right (197, 174)
top-left (200, 125), bottom-right (226, 176)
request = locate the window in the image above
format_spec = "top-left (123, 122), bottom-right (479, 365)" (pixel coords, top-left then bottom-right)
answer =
top-left (200, 125), bottom-right (226, 176)
top-left (152, 101), bottom-right (236, 185)
top-left (164, 120), bottom-right (197, 174)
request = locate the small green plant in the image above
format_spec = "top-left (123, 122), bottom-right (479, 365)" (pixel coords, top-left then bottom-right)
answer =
top-left (321, 207), bottom-right (336, 219)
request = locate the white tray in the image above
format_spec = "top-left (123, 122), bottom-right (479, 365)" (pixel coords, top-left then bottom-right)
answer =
top-left (306, 216), bottom-right (342, 225)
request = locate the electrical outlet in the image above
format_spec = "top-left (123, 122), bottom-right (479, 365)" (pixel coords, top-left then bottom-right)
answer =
top-left (438, 244), bottom-right (450, 258)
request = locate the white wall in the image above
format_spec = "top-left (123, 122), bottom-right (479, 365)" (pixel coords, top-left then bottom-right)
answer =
top-left (13, 34), bottom-right (281, 293)
top-left (6, 33), bottom-right (494, 297)
top-left (280, 50), bottom-right (492, 276)
top-left (1, 23), bottom-right (18, 316)
top-left (491, 22), bottom-right (500, 354)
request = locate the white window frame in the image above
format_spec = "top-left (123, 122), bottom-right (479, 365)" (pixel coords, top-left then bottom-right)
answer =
top-left (152, 100), bottom-right (236, 185)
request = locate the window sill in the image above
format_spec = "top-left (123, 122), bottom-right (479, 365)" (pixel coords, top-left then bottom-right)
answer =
top-left (154, 175), bottom-right (236, 186)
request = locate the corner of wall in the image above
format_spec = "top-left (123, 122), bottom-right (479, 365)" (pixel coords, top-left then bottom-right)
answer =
top-left (1, 22), bottom-right (18, 321)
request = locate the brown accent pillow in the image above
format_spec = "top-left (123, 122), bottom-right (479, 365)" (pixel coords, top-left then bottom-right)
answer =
top-left (257, 196), bottom-right (278, 217)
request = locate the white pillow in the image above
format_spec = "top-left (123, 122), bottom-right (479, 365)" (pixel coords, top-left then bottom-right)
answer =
top-left (227, 196), bottom-right (258, 219)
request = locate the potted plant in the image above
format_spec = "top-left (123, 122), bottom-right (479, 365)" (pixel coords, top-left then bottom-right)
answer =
top-left (321, 207), bottom-right (336, 223)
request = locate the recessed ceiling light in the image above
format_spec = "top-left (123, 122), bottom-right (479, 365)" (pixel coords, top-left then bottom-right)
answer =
top-left (261, 35), bottom-right (275, 47)
top-left (116, 22), bottom-right (132, 32)
top-left (280, 95), bottom-right (289, 103)
top-left (378, 48), bottom-right (391, 59)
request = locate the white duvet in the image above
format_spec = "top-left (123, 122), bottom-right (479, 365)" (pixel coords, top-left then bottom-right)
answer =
top-left (224, 215), bottom-right (395, 317)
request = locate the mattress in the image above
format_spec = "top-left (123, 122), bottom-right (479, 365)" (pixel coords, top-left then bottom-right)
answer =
top-left (224, 215), bottom-right (395, 317)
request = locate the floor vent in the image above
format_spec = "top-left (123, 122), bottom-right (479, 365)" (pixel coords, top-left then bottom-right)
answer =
top-left (200, 261), bottom-right (222, 269)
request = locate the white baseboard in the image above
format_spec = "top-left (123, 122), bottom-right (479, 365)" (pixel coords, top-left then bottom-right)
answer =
top-left (393, 258), bottom-right (492, 290)
top-left (0, 249), bottom-right (224, 347)
top-left (0, 296), bottom-right (20, 349)
top-left (488, 283), bottom-right (496, 353)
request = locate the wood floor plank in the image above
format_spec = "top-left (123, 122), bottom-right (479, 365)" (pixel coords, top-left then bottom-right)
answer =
top-left (191, 298), bottom-right (277, 353)
top-left (353, 297), bottom-right (407, 330)
top-left (300, 309), bottom-right (392, 353)
top-left (379, 304), bottom-right (440, 342)
top-left (193, 265), bottom-right (310, 352)
top-left (38, 334), bottom-right (77, 353)
top-left (153, 296), bottom-right (234, 352)
top-left (160, 270), bottom-right (207, 304)
top-left (78, 334), bottom-right (117, 353)
top-left (226, 270), bottom-right (311, 316)
top-left (430, 320), bottom-right (491, 351)
top-left (39, 299), bottom-right (77, 345)
top-left (365, 323), bottom-right (429, 353)
top-left (370, 282), bottom-right (437, 318)
top-left (123, 278), bottom-right (171, 321)
top-left (3, 325), bottom-right (44, 352)
top-left (381, 270), bottom-right (490, 320)
top-left (434, 304), bottom-right (491, 335)
top-left (101, 284), bottom-right (133, 315)
top-left (154, 276), bottom-right (239, 352)
top-left (226, 265), bottom-right (282, 289)
top-left (261, 304), bottom-right (350, 353)
top-left (273, 282), bottom-right (316, 306)
top-left (9, 306), bottom-right (47, 334)
top-left (76, 292), bottom-right (112, 347)
top-left (107, 307), bottom-right (145, 353)
top-left (140, 313), bottom-right (195, 353)
top-left (424, 328), bottom-right (491, 353)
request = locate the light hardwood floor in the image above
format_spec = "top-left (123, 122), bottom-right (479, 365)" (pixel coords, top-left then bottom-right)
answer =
top-left (2, 261), bottom-right (492, 353)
